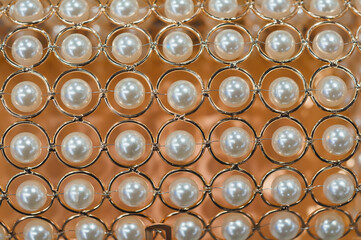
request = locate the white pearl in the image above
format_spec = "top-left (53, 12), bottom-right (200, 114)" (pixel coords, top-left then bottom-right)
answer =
top-left (165, 130), bottom-right (196, 162)
top-left (271, 174), bottom-right (302, 205)
top-left (115, 216), bottom-right (145, 240)
top-left (219, 76), bottom-right (250, 108)
top-left (214, 29), bottom-right (244, 61)
top-left (220, 127), bottom-right (251, 158)
top-left (269, 77), bottom-right (299, 108)
top-left (164, 0), bottom-right (194, 21)
top-left (61, 33), bottom-right (92, 64)
top-left (10, 132), bottom-right (42, 164)
top-left (261, 0), bottom-right (293, 19)
top-left (167, 80), bottom-right (197, 112)
top-left (64, 179), bottom-right (94, 210)
top-left (11, 81), bottom-right (42, 113)
top-left (109, 0), bottom-right (139, 24)
top-left (310, 0), bottom-right (341, 16)
top-left (16, 180), bottom-right (47, 212)
top-left (221, 214), bottom-right (251, 240)
top-left (61, 132), bottom-right (93, 163)
top-left (322, 124), bottom-right (354, 155)
top-left (269, 212), bottom-right (300, 240)
top-left (169, 178), bottom-right (199, 208)
top-left (315, 212), bottom-right (344, 240)
top-left (58, 0), bottom-right (90, 23)
top-left (115, 130), bottom-right (146, 161)
top-left (23, 219), bottom-right (54, 240)
top-left (174, 215), bottom-right (203, 240)
top-left (312, 30), bottom-right (344, 60)
top-left (61, 78), bottom-right (92, 110)
top-left (11, 35), bottom-right (43, 67)
top-left (75, 218), bottom-right (105, 240)
top-left (265, 30), bottom-right (296, 61)
top-left (162, 31), bottom-right (193, 63)
top-left (222, 175), bottom-right (252, 206)
top-left (207, 0), bottom-right (238, 18)
top-left (114, 78), bottom-right (145, 109)
top-left (118, 176), bottom-right (148, 207)
top-left (315, 76), bottom-right (347, 107)
top-left (112, 33), bottom-right (142, 64)
top-left (271, 126), bottom-right (303, 157)
top-left (11, 0), bottom-right (44, 22)
top-left (323, 173), bottom-right (355, 204)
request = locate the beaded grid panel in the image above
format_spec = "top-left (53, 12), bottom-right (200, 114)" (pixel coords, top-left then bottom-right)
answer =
top-left (0, 0), bottom-right (361, 239)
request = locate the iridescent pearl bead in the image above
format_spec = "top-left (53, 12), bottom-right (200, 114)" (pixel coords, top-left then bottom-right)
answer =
top-left (165, 130), bottom-right (196, 162)
top-left (220, 127), bottom-right (251, 158)
top-left (162, 31), bottom-right (193, 62)
top-left (112, 33), bottom-right (142, 64)
top-left (11, 0), bottom-right (44, 23)
top-left (11, 81), bottom-right (42, 113)
top-left (114, 78), bottom-right (145, 109)
top-left (115, 217), bottom-right (145, 240)
top-left (271, 174), bottom-right (302, 205)
top-left (208, 0), bottom-right (238, 18)
top-left (12, 35), bottom-right (43, 67)
top-left (219, 76), bottom-right (250, 108)
top-left (271, 126), bottom-right (303, 157)
top-left (61, 78), bottom-right (92, 110)
top-left (61, 132), bottom-right (93, 163)
top-left (118, 176), bottom-right (148, 207)
top-left (115, 130), bottom-right (146, 162)
top-left (174, 215), bottom-right (203, 240)
top-left (222, 175), bottom-right (253, 206)
top-left (61, 33), bottom-right (92, 64)
top-left (310, 0), bottom-right (341, 17)
top-left (269, 77), bottom-right (299, 108)
top-left (23, 219), bottom-right (54, 240)
top-left (10, 132), bottom-right (41, 164)
top-left (222, 214), bottom-right (251, 240)
top-left (265, 30), bottom-right (296, 61)
top-left (169, 178), bottom-right (199, 208)
top-left (75, 218), bottom-right (105, 240)
top-left (164, 0), bottom-right (194, 21)
top-left (109, 0), bottom-right (140, 24)
top-left (315, 212), bottom-right (344, 240)
top-left (322, 124), bottom-right (354, 155)
top-left (58, 0), bottom-right (90, 23)
top-left (312, 30), bottom-right (344, 60)
top-left (269, 212), bottom-right (300, 240)
top-left (323, 173), bottom-right (355, 204)
top-left (315, 76), bottom-right (347, 107)
top-left (167, 80), bottom-right (197, 112)
top-left (261, 0), bottom-right (293, 19)
top-left (214, 29), bottom-right (244, 61)
top-left (16, 180), bottom-right (47, 212)
top-left (64, 179), bottom-right (94, 210)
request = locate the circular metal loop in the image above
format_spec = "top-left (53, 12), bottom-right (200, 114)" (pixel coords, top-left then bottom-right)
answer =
top-left (152, 0), bottom-right (202, 23)
top-left (301, 0), bottom-right (348, 19)
top-left (5, 0), bottom-right (53, 25)
top-left (110, 213), bottom-right (155, 238)
top-left (202, 0), bottom-right (251, 21)
top-left (251, 0), bottom-right (300, 21)
top-left (12, 215), bottom-right (59, 240)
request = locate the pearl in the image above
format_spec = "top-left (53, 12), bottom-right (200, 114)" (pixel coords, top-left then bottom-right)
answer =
top-left (220, 127), bottom-right (251, 158)
top-left (164, 130), bottom-right (196, 162)
top-left (60, 78), bottom-right (92, 110)
top-left (271, 174), bottom-right (302, 205)
top-left (269, 77), bottom-right (299, 108)
top-left (167, 80), bottom-right (197, 112)
top-left (75, 218), bottom-right (105, 240)
top-left (58, 0), bottom-right (90, 23)
top-left (115, 216), bottom-right (145, 240)
top-left (219, 76), bottom-right (250, 108)
top-left (315, 76), bottom-right (347, 107)
top-left (221, 214), bottom-right (251, 240)
top-left (11, 35), bottom-right (43, 67)
top-left (112, 33), bottom-right (142, 64)
top-left (271, 126), bottom-right (303, 157)
top-left (114, 78), bottom-right (145, 109)
top-left (164, 0), bottom-right (194, 21)
top-left (214, 29), bottom-right (244, 61)
top-left (0, 227), bottom-right (6, 240)
top-left (118, 176), bottom-right (148, 207)
top-left (11, 0), bottom-right (44, 23)
top-left (322, 124), bottom-right (354, 155)
top-left (323, 173), bottom-right (355, 204)
top-left (269, 212), bottom-right (300, 240)
top-left (174, 215), bottom-right (203, 240)
top-left (61, 33), bottom-right (92, 64)
top-left (11, 81), bottom-right (42, 113)
top-left (23, 219), bottom-right (54, 240)
top-left (312, 30), bottom-right (344, 60)
top-left (207, 0), bottom-right (238, 18)
top-left (265, 30), bottom-right (296, 61)
top-left (162, 31), bottom-right (193, 62)
top-left (109, 0), bottom-right (139, 24)
top-left (10, 132), bottom-right (42, 164)
top-left (115, 130), bottom-right (146, 161)
top-left (315, 212), bottom-right (344, 240)
top-left (261, 0), bottom-right (293, 19)
top-left (63, 179), bottom-right (94, 210)
top-left (222, 175), bottom-right (253, 206)
top-left (16, 180), bottom-right (47, 212)
top-left (310, 0), bottom-right (341, 17)
top-left (169, 178), bottom-right (199, 208)
top-left (61, 132), bottom-right (93, 163)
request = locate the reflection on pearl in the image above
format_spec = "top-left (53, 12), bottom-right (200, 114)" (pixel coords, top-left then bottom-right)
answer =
top-left (312, 30), bottom-right (344, 60)
top-left (11, 81), bottom-right (43, 113)
top-left (164, 0), bottom-right (194, 21)
top-left (269, 212), bottom-right (300, 240)
top-left (222, 213), bottom-right (251, 240)
top-left (10, 132), bottom-right (42, 164)
top-left (167, 80), bottom-right (197, 112)
top-left (310, 0), bottom-right (341, 17)
top-left (271, 126), bottom-right (303, 157)
top-left (118, 176), bottom-right (148, 207)
top-left (11, 0), bottom-right (44, 22)
top-left (322, 124), bottom-right (354, 155)
top-left (115, 130), bottom-right (146, 161)
top-left (64, 179), bottom-right (94, 210)
top-left (261, 0), bottom-right (293, 19)
top-left (23, 219), bottom-right (54, 240)
top-left (271, 174), bottom-right (302, 205)
top-left (169, 178), bottom-right (199, 208)
top-left (61, 33), bottom-right (92, 64)
top-left (315, 76), bottom-right (347, 107)
top-left (269, 77), bottom-right (299, 108)
top-left (109, 0), bottom-right (140, 24)
top-left (76, 217), bottom-right (105, 240)
top-left (222, 175), bottom-right (253, 206)
top-left (115, 216), bottom-right (145, 240)
top-left (220, 127), bottom-right (251, 158)
top-left (214, 29), bottom-right (244, 61)
top-left (61, 132), bottom-right (93, 163)
top-left (16, 180), bottom-right (47, 212)
top-left (219, 76), bottom-right (250, 108)
top-left (315, 212), bottom-right (344, 240)
top-left (58, 0), bottom-right (90, 23)
top-left (265, 30), bottom-right (296, 61)
top-left (208, 0), bottom-right (238, 18)
top-left (12, 35), bottom-right (43, 67)
top-left (174, 215), bottom-right (203, 240)
top-left (165, 130), bottom-right (196, 162)
top-left (323, 173), bottom-right (355, 204)
top-left (114, 78), bottom-right (145, 109)
top-left (163, 31), bottom-right (193, 62)
top-left (112, 33), bottom-right (142, 64)
top-left (61, 78), bottom-right (92, 110)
